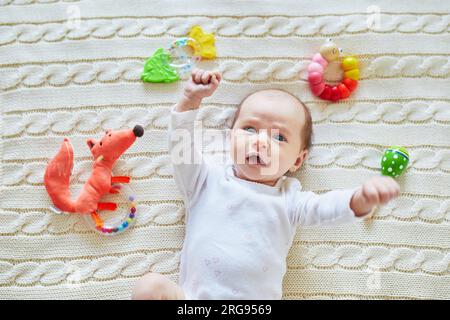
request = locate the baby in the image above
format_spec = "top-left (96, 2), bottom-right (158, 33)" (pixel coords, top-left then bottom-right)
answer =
top-left (132, 69), bottom-right (400, 300)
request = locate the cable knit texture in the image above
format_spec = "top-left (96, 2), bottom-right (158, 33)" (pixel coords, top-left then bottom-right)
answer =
top-left (0, 0), bottom-right (449, 299)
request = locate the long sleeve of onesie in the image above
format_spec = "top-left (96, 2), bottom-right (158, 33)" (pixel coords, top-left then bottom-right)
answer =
top-left (168, 106), bottom-right (208, 208)
top-left (288, 187), bottom-right (365, 227)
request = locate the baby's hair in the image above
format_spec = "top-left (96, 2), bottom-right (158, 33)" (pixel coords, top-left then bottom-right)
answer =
top-left (231, 89), bottom-right (313, 151)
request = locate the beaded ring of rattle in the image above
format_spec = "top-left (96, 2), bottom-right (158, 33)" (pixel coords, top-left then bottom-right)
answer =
top-left (83, 183), bottom-right (137, 235)
top-left (308, 39), bottom-right (359, 101)
top-left (168, 37), bottom-right (202, 77)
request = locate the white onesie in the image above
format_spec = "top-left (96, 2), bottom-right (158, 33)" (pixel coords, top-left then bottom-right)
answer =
top-left (169, 106), bottom-right (362, 300)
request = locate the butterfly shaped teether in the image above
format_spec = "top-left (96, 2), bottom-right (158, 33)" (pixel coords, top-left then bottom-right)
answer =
top-left (188, 25), bottom-right (217, 59)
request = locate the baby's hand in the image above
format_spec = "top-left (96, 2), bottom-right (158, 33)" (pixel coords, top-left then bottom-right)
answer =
top-left (350, 176), bottom-right (400, 217)
top-left (176, 69), bottom-right (222, 112)
top-left (184, 69), bottom-right (222, 102)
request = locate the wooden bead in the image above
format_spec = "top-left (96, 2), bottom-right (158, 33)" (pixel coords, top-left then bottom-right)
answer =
top-left (342, 78), bottom-right (358, 92)
top-left (308, 72), bottom-right (323, 85)
top-left (344, 69), bottom-right (360, 81)
top-left (307, 62), bottom-right (324, 74)
top-left (320, 41), bottom-right (340, 62)
top-left (338, 83), bottom-right (350, 99)
top-left (319, 85), bottom-right (332, 100)
top-left (330, 86), bottom-right (341, 101)
top-left (342, 56), bottom-right (358, 71)
top-left (310, 82), bottom-right (325, 96)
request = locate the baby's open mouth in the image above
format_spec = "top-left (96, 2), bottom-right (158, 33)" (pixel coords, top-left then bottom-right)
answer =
top-left (245, 152), bottom-right (269, 167)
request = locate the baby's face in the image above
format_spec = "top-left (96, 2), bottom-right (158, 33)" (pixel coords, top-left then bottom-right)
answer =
top-left (230, 90), bottom-right (308, 186)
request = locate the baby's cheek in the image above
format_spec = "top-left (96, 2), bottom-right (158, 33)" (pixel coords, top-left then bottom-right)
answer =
top-left (268, 145), bottom-right (282, 168)
top-left (230, 133), bottom-right (246, 162)
top-left (271, 145), bottom-right (291, 172)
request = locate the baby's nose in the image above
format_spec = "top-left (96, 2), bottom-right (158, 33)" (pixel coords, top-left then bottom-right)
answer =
top-left (254, 131), bottom-right (269, 149)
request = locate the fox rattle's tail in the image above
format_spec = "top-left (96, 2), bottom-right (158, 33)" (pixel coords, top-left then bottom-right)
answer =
top-left (44, 138), bottom-right (77, 212)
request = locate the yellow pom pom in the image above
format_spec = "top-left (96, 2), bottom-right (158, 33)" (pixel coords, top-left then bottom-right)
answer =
top-left (344, 69), bottom-right (360, 81)
top-left (342, 56), bottom-right (358, 71)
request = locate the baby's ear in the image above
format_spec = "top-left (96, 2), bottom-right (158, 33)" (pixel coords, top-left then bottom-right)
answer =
top-left (290, 149), bottom-right (308, 172)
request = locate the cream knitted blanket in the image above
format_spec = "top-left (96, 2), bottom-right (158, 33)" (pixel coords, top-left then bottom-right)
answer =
top-left (0, 0), bottom-right (449, 300)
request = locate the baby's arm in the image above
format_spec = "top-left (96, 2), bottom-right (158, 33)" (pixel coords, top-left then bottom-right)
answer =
top-left (169, 69), bottom-right (221, 206)
top-left (291, 176), bottom-right (400, 226)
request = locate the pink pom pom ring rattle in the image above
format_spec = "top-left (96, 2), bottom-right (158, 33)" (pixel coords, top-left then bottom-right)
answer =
top-left (308, 39), bottom-right (359, 101)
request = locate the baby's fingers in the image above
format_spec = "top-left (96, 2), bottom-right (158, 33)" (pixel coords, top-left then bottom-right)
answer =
top-left (373, 177), bottom-right (400, 204)
top-left (191, 68), bottom-right (199, 79)
top-left (385, 178), bottom-right (401, 199)
top-left (362, 183), bottom-right (380, 204)
top-left (201, 71), bottom-right (212, 85)
top-left (210, 74), bottom-right (220, 87)
top-left (373, 180), bottom-right (392, 203)
top-left (213, 72), bottom-right (222, 83)
top-left (193, 69), bottom-right (204, 84)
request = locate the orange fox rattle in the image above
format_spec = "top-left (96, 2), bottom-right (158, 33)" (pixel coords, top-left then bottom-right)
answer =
top-left (44, 125), bottom-right (144, 235)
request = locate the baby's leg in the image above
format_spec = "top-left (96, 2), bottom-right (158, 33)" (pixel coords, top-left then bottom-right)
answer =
top-left (132, 272), bottom-right (185, 300)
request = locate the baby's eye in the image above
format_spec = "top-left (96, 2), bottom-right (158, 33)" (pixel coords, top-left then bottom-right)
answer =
top-left (273, 134), bottom-right (287, 142)
top-left (243, 126), bottom-right (257, 134)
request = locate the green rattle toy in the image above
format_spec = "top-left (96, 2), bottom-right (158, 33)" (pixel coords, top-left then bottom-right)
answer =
top-left (381, 146), bottom-right (409, 178)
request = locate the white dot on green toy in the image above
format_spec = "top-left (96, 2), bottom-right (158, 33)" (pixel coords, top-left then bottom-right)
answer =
top-left (381, 146), bottom-right (409, 178)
